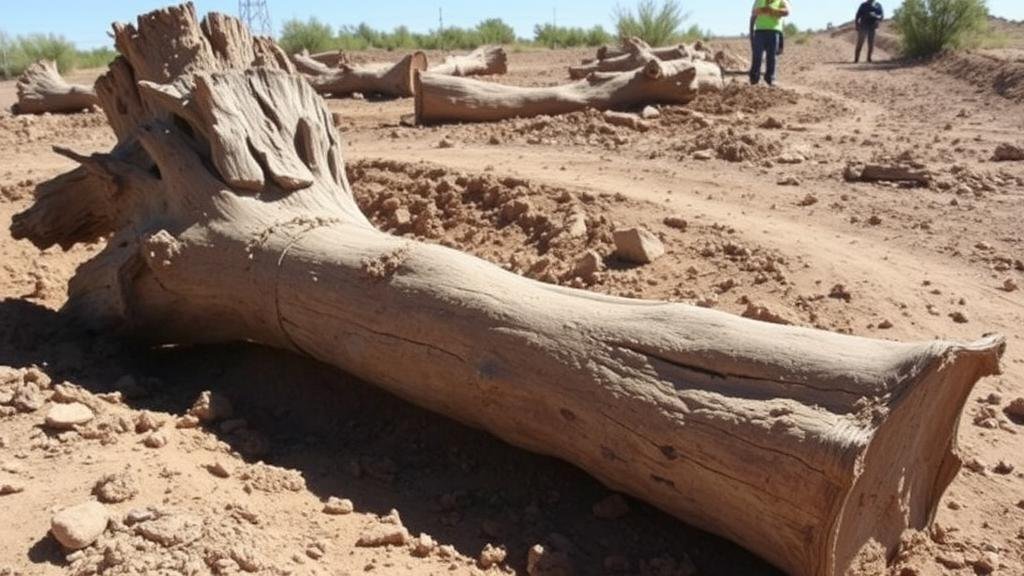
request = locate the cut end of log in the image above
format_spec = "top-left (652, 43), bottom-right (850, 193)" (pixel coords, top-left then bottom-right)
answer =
top-left (830, 334), bottom-right (1005, 576)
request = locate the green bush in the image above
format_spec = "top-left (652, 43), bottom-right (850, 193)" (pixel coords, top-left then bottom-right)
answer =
top-left (279, 17), bottom-right (337, 54)
top-left (0, 31), bottom-right (114, 78)
top-left (534, 24), bottom-right (613, 48)
top-left (475, 19), bottom-right (517, 45)
top-left (614, 0), bottom-right (686, 46)
top-left (893, 0), bottom-right (989, 57)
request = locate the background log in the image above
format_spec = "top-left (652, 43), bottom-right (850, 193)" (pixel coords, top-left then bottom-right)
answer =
top-left (429, 45), bottom-right (508, 77)
top-left (13, 60), bottom-right (99, 114)
top-left (293, 51), bottom-right (427, 98)
top-left (415, 58), bottom-right (723, 125)
top-left (10, 5), bottom-right (1007, 576)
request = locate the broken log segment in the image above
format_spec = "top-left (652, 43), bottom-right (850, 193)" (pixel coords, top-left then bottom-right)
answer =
top-left (569, 37), bottom-right (686, 79)
top-left (429, 45), bottom-right (508, 77)
top-left (13, 60), bottom-right (99, 115)
top-left (11, 5), bottom-right (1007, 576)
top-left (293, 51), bottom-right (427, 98)
top-left (415, 58), bottom-right (724, 125)
top-left (843, 162), bottom-right (932, 186)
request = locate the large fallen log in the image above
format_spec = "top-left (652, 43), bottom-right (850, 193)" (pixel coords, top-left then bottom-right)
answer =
top-left (292, 50), bottom-right (427, 98)
top-left (429, 45), bottom-right (508, 77)
top-left (569, 37), bottom-right (687, 80)
top-left (416, 58), bottom-right (724, 125)
top-left (13, 60), bottom-right (99, 114)
top-left (11, 5), bottom-right (1007, 576)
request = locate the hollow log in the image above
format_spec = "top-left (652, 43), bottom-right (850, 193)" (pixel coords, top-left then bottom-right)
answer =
top-left (415, 58), bottom-right (724, 125)
top-left (11, 5), bottom-right (1007, 576)
top-left (13, 60), bottom-right (99, 114)
top-left (429, 45), bottom-right (508, 77)
top-left (293, 51), bottom-right (427, 98)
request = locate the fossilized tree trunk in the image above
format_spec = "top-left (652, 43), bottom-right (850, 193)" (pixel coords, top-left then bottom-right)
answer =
top-left (591, 39), bottom-right (710, 63)
top-left (416, 58), bottom-right (723, 125)
top-left (571, 37), bottom-right (705, 79)
top-left (292, 51), bottom-right (427, 98)
top-left (11, 5), bottom-right (1007, 576)
top-left (429, 45), bottom-right (508, 77)
top-left (13, 60), bottom-right (99, 114)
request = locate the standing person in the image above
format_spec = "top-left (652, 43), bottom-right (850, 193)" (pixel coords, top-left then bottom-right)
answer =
top-left (749, 0), bottom-right (791, 87)
top-left (855, 0), bottom-right (884, 63)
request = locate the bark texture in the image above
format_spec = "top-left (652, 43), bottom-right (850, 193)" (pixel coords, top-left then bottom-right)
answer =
top-left (594, 39), bottom-right (710, 62)
top-left (293, 51), bottom-right (427, 98)
top-left (415, 58), bottom-right (723, 125)
top-left (13, 60), bottom-right (99, 114)
top-left (11, 5), bottom-right (1007, 576)
top-left (429, 46), bottom-right (508, 77)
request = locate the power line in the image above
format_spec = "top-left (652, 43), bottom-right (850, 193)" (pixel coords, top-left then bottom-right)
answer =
top-left (238, 0), bottom-right (273, 37)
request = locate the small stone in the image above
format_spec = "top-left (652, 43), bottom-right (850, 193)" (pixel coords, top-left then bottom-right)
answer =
top-left (206, 461), bottom-right (232, 479)
top-left (563, 212), bottom-right (587, 238)
top-left (572, 250), bottom-right (604, 280)
top-left (134, 411), bottom-right (163, 433)
top-left (964, 457), bottom-right (987, 474)
top-left (323, 497), bottom-right (354, 515)
top-left (51, 501), bottom-right (110, 550)
top-left (412, 533), bottom-right (436, 557)
top-left (829, 284), bottom-right (852, 302)
top-left (93, 472), bottom-right (138, 504)
top-left (613, 228), bottom-right (665, 264)
top-left (993, 460), bottom-right (1014, 475)
top-left (663, 216), bottom-right (687, 230)
top-left (13, 384), bottom-right (46, 413)
top-left (23, 368), bottom-right (51, 389)
top-left (44, 403), bottom-right (94, 430)
top-left (867, 214), bottom-right (882, 226)
top-left (1005, 397), bottom-right (1024, 419)
top-left (797, 193), bottom-right (818, 206)
top-left (992, 143), bottom-right (1024, 162)
top-left (143, 431), bottom-right (168, 449)
top-left (356, 523), bottom-right (409, 547)
top-left (188, 391), bottom-right (233, 423)
top-left (777, 153), bottom-right (805, 164)
top-left (437, 137), bottom-right (455, 149)
top-left (1002, 278), bottom-right (1019, 292)
top-left (984, 392), bottom-right (1003, 405)
top-left (777, 176), bottom-right (801, 186)
top-left (592, 494), bottom-right (630, 520)
top-left (478, 544), bottom-right (507, 569)
top-left (640, 105), bottom-right (660, 120)
top-left (973, 552), bottom-right (999, 574)
top-left (877, 319), bottom-right (894, 330)
top-left (134, 513), bottom-right (203, 547)
top-left (0, 481), bottom-right (25, 495)
top-left (949, 311), bottom-right (969, 324)
top-left (692, 150), bottom-right (714, 161)
top-left (176, 415), bottom-right (201, 429)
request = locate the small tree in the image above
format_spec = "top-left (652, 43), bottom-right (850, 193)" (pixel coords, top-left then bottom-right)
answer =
top-left (614, 0), bottom-right (686, 46)
top-left (475, 19), bottom-right (516, 45)
top-left (278, 18), bottom-right (336, 54)
top-left (893, 0), bottom-right (989, 57)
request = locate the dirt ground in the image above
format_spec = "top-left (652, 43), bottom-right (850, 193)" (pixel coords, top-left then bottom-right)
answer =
top-left (1, 27), bottom-right (1024, 576)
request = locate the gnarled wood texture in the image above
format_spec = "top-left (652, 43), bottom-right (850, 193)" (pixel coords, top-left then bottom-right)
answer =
top-left (416, 58), bottom-right (724, 125)
top-left (570, 37), bottom-right (710, 79)
top-left (11, 5), bottom-right (1007, 576)
top-left (293, 51), bottom-right (427, 98)
top-left (593, 38), bottom-right (710, 63)
top-left (13, 60), bottom-right (99, 114)
top-left (429, 45), bottom-right (508, 77)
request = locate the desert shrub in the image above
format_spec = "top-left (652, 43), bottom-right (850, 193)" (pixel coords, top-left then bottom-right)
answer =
top-left (679, 24), bottom-right (711, 42)
top-left (279, 17), bottom-right (337, 53)
top-left (475, 19), bottom-right (517, 45)
top-left (893, 0), bottom-right (989, 57)
top-left (75, 47), bottom-right (116, 70)
top-left (0, 31), bottom-right (111, 78)
top-left (614, 0), bottom-right (686, 46)
top-left (534, 24), bottom-right (613, 48)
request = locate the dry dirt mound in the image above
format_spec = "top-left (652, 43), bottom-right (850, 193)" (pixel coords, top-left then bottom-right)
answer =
top-left (933, 50), bottom-right (1024, 103)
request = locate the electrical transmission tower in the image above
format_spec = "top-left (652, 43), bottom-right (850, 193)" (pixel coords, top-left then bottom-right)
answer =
top-left (239, 0), bottom-right (273, 37)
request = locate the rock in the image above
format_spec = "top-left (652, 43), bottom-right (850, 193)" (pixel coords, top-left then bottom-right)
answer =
top-left (993, 460), bottom-right (1015, 475)
top-left (760, 116), bottom-right (784, 129)
top-left (356, 523), bottom-right (409, 547)
top-left (134, 411), bottom-right (164, 433)
top-left (603, 110), bottom-right (650, 131)
top-left (777, 153), bottom-right (805, 164)
top-left (692, 150), bottom-right (714, 161)
top-left (23, 368), bottom-right (51, 389)
top-left (563, 212), bottom-right (587, 238)
top-left (641, 106), bottom-right (660, 120)
top-left (51, 501), bottom-right (110, 550)
top-left (143, 431), bottom-right (168, 448)
top-left (527, 544), bottom-right (573, 576)
top-left (134, 513), bottom-right (203, 547)
top-left (828, 284), bottom-right (852, 302)
top-left (592, 494), bottom-right (630, 520)
top-left (877, 319), bottom-right (894, 330)
top-left (93, 472), bottom-right (138, 503)
top-left (777, 176), bottom-right (801, 186)
top-left (613, 228), bottom-right (665, 264)
top-left (206, 461), bottom-right (232, 479)
top-left (741, 302), bottom-right (793, 325)
top-left (1004, 397), bottom-right (1024, 419)
top-left (323, 496), bottom-right (354, 515)
top-left (572, 250), bottom-right (604, 280)
top-left (949, 311), bottom-right (969, 324)
top-left (1001, 278), bottom-right (1019, 292)
top-left (44, 403), bottom-right (94, 430)
top-left (797, 193), bottom-right (818, 206)
top-left (663, 216), bottom-right (687, 230)
top-left (992, 143), bottom-right (1024, 162)
top-left (478, 544), bottom-right (508, 569)
top-left (412, 533), bottom-right (436, 557)
top-left (188, 391), bottom-right (233, 423)
top-left (973, 552), bottom-right (999, 574)
top-left (438, 137), bottom-right (455, 149)
top-left (867, 214), bottom-right (882, 226)
top-left (13, 383), bottom-right (46, 413)
top-left (176, 414), bottom-right (201, 429)
top-left (0, 481), bottom-right (26, 495)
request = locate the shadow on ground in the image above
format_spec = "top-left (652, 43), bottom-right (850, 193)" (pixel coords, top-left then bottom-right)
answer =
top-left (0, 298), bottom-right (781, 575)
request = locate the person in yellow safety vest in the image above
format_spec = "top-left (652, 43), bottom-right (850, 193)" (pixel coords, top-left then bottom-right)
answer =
top-left (748, 0), bottom-right (791, 86)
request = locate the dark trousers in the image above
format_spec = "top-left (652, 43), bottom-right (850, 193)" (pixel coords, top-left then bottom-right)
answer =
top-left (750, 30), bottom-right (781, 86)
top-left (855, 27), bottom-right (876, 62)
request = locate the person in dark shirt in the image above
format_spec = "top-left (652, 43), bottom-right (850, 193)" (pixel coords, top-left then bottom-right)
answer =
top-left (855, 0), bottom-right (884, 63)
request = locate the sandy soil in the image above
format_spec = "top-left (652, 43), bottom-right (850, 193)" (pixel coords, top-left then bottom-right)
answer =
top-left (1, 29), bottom-right (1023, 576)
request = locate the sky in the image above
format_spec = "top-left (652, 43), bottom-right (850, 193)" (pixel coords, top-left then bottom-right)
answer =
top-left (1, 0), bottom-right (1022, 49)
